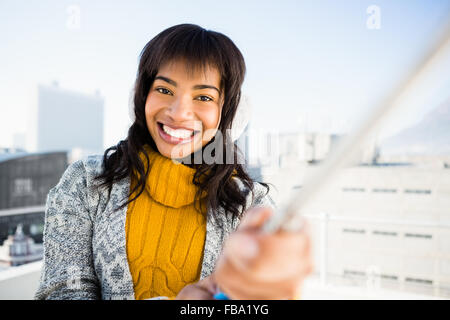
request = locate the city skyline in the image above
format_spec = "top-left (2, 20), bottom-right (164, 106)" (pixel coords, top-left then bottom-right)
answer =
top-left (0, 0), bottom-right (449, 152)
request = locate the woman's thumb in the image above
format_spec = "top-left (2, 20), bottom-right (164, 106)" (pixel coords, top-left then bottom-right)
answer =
top-left (238, 206), bottom-right (274, 231)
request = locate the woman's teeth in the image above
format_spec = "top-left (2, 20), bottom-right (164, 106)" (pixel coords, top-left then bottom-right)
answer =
top-left (162, 124), bottom-right (194, 139)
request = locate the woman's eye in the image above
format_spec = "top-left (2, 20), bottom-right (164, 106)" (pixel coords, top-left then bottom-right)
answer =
top-left (156, 88), bottom-right (172, 95)
top-left (156, 88), bottom-right (212, 102)
top-left (197, 95), bottom-right (213, 102)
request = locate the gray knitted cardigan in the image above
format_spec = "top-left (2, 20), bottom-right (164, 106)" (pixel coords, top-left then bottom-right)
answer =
top-left (34, 155), bottom-right (275, 300)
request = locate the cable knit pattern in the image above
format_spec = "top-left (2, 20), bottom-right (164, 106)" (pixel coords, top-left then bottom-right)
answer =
top-left (34, 152), bottom-right (276, 300)
top-left (126, 145), bottom-right (208, 299)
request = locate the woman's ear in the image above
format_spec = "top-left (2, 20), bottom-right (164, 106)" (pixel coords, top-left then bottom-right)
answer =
top-left (230, 94), bottom-right (252, 142)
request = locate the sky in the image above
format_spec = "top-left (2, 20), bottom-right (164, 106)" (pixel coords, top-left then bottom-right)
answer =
top-left (0, 0), bottom-right (449, 152)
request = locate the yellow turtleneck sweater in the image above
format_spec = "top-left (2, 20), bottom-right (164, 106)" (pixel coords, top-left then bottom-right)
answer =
top-left (125, 144), bottom-right (208, 300)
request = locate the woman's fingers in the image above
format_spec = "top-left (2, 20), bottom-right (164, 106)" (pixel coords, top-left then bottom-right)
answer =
top-left (175, 275), bottom-right (218, 300)
top-left (215, 249), bottom-right (310, 299)
top-left (176, 283), bottom-right (215, 300)
top-left (223, 229), bottom-right (312, 280)
top-left (214, 205), bottom-right (314, 299)
top-left (215, 228), bottom-right (314, 299)
top-left (238, 206), bottom-right (274, 231)
top-left (197, 274), bottom-right (219, 294)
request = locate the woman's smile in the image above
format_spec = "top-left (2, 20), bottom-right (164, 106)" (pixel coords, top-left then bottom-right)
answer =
top-left (156, 121), bottom-right (201, 145)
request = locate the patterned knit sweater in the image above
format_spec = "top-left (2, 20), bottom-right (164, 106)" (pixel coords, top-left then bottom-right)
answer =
top-left (34, 152), bottom-right (276, 300)
top-left (126, 145), bottom-right (208, 299)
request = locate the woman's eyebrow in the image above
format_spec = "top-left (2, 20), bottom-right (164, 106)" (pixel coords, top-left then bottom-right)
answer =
top-left (155, 76), bottom-right (221, 95)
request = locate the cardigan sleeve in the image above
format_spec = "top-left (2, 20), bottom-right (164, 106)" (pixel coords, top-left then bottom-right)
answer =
top-left (34, 160), bottom-right (101, 300)
top-left (231, 181), bottom-right (277, 231)
top-left (250, 182), bottom-right (277, 210)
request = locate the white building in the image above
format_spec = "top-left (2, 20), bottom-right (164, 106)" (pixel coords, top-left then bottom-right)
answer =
top-left (250, 131), bottom-right (342, 170)
top-left (0, 224), bottom-right (43, 267)
top-left (261, 161), bottom-right (450, 298)
top-left (37, 82), bottom-right (104, 155)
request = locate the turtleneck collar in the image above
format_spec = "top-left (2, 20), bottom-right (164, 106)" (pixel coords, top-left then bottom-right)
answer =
top-left (135, 144), bottom-right (207, 209)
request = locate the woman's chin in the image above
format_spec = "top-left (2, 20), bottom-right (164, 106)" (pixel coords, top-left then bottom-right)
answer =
top-left (156, 142), bottom-right (194, 160)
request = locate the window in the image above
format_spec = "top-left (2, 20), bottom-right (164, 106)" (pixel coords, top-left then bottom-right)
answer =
top-left (343, 228), bottom-right (366, 234)
top-left (373, 230), bottom-right (398, 236)
top-left (12, 178), bottom-right (33, 196)
top-left (405, 233), bottom-right (432, 239)
top-left (404, 189), bottom-right (431, 194)
top-left (342, 187), bottom-right (366, 192)
top-left (405, 277), bottom-right (433, 285)
top-left (372, 188), bottom-right (397, 193)
top-left (343, 269), bottom-right (366, 277)
top-left (381, 274), bottom-right (398, 281)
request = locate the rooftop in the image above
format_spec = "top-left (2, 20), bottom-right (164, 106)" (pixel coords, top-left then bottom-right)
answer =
top-left (0, 148), bottom-right (67, 164)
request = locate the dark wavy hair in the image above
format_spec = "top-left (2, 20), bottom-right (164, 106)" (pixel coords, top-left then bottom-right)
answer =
top-left (94, 23), bottom-right (269, 219)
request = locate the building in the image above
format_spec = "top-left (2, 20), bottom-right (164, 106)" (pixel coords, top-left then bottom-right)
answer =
top-left (0, 224), bottom-right (43, 267)
top-left (37, 82), bottom-right (104, 155)
top-left (251, 131), bottom-right (342, 171)
top-left (0, 149), bottom-right (68, 244)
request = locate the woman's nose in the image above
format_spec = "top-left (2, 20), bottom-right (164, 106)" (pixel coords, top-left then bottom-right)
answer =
top-left (167, 95), bottom-right (194, 120)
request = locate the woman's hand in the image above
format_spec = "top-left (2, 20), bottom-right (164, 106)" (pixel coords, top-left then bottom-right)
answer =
top-left (175, 275), bottom-right (218, 300)
top-left (213, 206), bottom-right (314, 300)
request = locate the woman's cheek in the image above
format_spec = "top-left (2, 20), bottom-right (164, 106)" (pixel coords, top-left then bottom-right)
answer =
top-left (201, 107), bottom-right (221, 131)
top-left (145, 93), bottom-right (164, 117)
top-left (198, 109), bottom-right (221, 144)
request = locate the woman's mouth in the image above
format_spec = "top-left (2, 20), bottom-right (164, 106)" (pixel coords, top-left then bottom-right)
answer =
top-left (157, 121), bottom-right (200, 145)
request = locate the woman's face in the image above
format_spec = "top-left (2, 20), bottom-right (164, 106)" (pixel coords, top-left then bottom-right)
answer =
top-left (145, 59), bottom-right (224, 160)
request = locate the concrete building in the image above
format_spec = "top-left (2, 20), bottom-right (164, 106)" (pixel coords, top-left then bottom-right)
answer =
top-left (37, 83), bottom-right (104, 155)
top-left (0, 149), bottom-right (68, 244)
top-left (0, 224), bottom-right (43, 267)
top-left (251, 131), bottom-right (342, 171)
top-left (260, 161), bottom-right (450, 298)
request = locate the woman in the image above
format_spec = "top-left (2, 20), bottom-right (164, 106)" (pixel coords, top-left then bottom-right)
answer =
top-left (35, 23), bottom-right (313, 300)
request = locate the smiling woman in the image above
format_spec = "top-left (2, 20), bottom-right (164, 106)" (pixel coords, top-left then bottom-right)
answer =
top-left (146, 60), bottom-right (223, 159)
top-left (98, 24), bottom-right (260, 220)
top-left (34, 23), bottom-right (313, 301)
